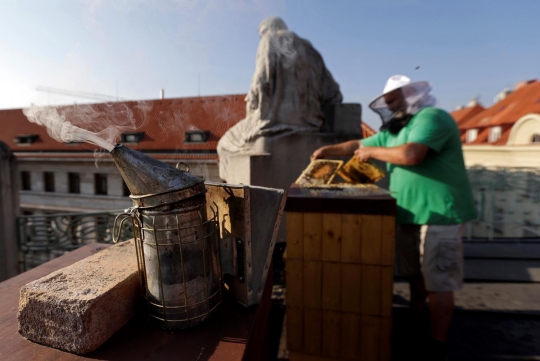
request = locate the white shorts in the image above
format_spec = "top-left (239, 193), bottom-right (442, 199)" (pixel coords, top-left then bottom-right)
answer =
top-left (396, 224), bottom-right (463, 292)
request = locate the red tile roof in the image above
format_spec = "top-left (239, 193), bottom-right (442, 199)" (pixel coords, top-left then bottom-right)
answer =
top-left (1, 95), bottom-right (377, 156)
top-left (457, 80), bottom-right (540, 130)
top-left (450, 79), bottom-right (540, 145)
top-left (13, 152), bottom-right (220, 160)
top-left (361, 122), bottom-right (376, 138)
top-left (0, 94), bottom-right (247, 154)
top-left (451, 104), bottom-right (486, 126)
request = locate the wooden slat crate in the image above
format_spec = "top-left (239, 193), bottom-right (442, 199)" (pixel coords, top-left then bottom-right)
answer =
top-left (285, 184), bottom-right (396, 361)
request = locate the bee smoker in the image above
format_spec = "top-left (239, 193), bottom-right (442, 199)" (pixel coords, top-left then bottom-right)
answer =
top-left (111, 144), bottom-right (221, 330)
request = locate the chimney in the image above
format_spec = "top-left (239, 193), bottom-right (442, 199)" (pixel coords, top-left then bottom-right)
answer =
top-left (515, 79), bottom-right (536, 91)
top-left (467, 97), bottom-right (480, 108)
top-left (160, 89), bottom-right (164, 99)
top-left (493, 88), bottom-right (512, 104)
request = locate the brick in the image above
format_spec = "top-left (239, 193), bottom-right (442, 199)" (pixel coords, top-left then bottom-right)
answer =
top-left (17, 240), bottom-right (139, 354)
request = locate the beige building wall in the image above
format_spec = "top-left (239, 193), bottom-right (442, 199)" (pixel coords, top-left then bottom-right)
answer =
top-left (17, 156), bottom-right (220, 214)
top-left (508, 113), bottom-right (540, 145)
top-left (463, 145), bottom-right (540, 169)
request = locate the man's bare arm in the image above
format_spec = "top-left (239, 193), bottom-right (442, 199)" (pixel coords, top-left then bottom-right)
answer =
top-left (355, 143), bottom-right (429, 166)
top-left (311, 140), bottom-right (361, 160)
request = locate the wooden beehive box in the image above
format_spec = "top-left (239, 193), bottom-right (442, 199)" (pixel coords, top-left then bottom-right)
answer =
top-left (285, 184), bottom-right (396, 361)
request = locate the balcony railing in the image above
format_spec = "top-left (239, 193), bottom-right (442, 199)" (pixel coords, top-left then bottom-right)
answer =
top-left (466, 167), bottom-right (540, 240)
top-left (15, 167), bottom-right (539, 273)
top-left (17, 210), bottom-right (133, 272)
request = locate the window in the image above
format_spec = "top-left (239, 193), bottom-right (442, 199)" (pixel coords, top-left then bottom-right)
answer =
top-left (466, 129), bottom-right (478, 143)
top-left (43, 172), bottom-right (55, 192)
top-left (184, 130), bottom-right (210, 143)
top-left (68, 173), bottom-right (81, 194)
top-left (14, 134), bottom-right (39, 145)
top-left (95, 174), bottom-right (108, 195)
top-left (122, 180), bottom-right (131, 197)
top-left (120, 132), bottom-right (145, 144)
top-left (21, 171), bottom-right (31, 191)
top-left (488, 126), bottom-right (502, 143)
top-left (532, 134), bottom-right (540, 143)
top-left (493, 208), bottom-right (505, 234)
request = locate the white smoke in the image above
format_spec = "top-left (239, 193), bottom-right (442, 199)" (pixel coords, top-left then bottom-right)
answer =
top-left (23, 101), bottom-right (152, 152)
top-left (202, 96), bottom-right (235, 123)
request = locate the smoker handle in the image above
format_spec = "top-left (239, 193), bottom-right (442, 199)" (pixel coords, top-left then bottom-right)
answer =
top-left (175, 162), bottom-right (190, 173)
top-left (113, 213), bottom-right (133, 243)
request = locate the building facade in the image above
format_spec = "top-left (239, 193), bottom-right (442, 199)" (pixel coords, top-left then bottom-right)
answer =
top-left (0, 94), bottom-right (246, 216)
top-left (451, 80), bottom-right (540, 239)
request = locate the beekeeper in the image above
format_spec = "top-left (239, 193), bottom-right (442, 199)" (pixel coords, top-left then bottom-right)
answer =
top-left (311, 75), bottom-right (476, 360)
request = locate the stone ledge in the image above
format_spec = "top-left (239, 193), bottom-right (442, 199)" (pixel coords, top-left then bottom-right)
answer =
top-left (17, 240), bottom-right (139, 354)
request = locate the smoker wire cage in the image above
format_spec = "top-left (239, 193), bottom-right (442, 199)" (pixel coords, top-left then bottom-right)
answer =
top-left (114, 200), bottom-right (222, 330)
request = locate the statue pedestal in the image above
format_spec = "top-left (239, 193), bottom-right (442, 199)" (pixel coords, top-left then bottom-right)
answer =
top-left (223, 131), bottom-right (362, 243)
top-left (223, 131), bottom-right (361, 189)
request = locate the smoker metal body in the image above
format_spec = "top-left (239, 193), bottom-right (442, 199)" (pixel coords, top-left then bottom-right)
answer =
top-left (111, 145), bottom-right (221, 330)
top-left (110, 145), bottom-right (286, 329)
top-left (114, 199), bottom-right (222, 330)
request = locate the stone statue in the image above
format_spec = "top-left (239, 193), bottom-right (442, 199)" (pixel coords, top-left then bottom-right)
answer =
top-left (217, 17), bottom-right (343, 181)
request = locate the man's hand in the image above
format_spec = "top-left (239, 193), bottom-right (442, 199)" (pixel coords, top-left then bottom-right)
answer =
top-left (354, 147), bottom-right (373, 162)
top-left (310, 147), bottom-right (327, 161)
top-left (309, 140), bottom-right (362, 162)
top-left (353, 143), bottom-right (430, 165)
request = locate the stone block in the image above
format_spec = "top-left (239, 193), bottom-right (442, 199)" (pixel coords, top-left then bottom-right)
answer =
top-left (322, 103), bottom-right (362, 135)
top-left (18, 240), bottom-right (140, 354)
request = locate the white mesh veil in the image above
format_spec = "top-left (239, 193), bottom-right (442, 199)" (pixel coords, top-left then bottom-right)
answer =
top-left (369, 78), bottom-right (436, 127)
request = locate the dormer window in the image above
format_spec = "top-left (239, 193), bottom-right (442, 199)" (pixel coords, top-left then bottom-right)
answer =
top-left (466, 129), bottom-right (478, 143)
top-left (488, 126), bottom-right (502, 143)
top-left (532, 134), bottom-right (540, 143)
top-left (120, 132), bottom-right (144, 144)
top-left (185, 130), bottom-right (210, 143)
top-left (14, 134), bottom-right (39, 145)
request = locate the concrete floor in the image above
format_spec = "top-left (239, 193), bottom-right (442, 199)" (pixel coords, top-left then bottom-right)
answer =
top-left (270, 241), bottom-right (540, 361)
top-left (392, 281), bottom-right (540, 360)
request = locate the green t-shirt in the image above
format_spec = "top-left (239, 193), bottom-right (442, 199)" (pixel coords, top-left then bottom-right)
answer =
top-left (362, 107), bottom-right (476, 225)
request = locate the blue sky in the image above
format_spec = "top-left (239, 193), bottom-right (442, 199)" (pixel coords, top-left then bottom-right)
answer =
top-left (0, 0), bottom-right (539, 128)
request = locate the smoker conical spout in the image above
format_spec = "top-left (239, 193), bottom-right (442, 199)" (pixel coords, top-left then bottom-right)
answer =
top-left (110, 144), bottom-right (205, 207)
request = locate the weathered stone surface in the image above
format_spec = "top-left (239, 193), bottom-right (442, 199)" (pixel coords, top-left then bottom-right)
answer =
top-left (217, 16), bottom-right (343, 182)
top-left (17, 240), bottom-right (139, 354)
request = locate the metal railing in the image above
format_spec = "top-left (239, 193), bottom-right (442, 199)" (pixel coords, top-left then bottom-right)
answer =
top-left (465, 167), bottom-right (540, 240)
top-left (17, 210), bottom-right (133, 272)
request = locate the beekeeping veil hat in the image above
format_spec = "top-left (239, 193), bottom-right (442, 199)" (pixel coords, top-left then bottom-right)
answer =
top-left (369, 75), bottom-right (436, 129)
